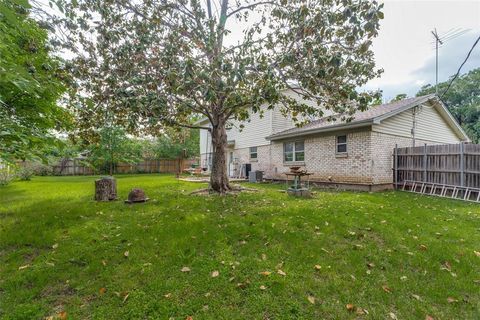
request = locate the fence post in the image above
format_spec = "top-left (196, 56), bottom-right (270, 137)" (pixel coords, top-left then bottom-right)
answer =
top-left (393, 144), bottom-right (398, 189)
top-left (460, 142), bottom-right (465, 187)
top-left (423, 143), bottom-right (427, 182)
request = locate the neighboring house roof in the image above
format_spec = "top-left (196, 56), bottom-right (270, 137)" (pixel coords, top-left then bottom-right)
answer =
top-left (267, 94), bottom-right (470, 141)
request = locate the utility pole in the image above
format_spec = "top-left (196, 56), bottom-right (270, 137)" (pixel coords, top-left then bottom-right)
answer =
top-left (431, 28), bottom-right (443, 95)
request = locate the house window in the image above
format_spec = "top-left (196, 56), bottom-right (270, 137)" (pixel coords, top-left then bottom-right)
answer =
top-left (336, 135), bottom-right (347, 153)
top-left (249, 147), bottom-right (258, 159)
top-left (284, 141), bottom-right (305, 162)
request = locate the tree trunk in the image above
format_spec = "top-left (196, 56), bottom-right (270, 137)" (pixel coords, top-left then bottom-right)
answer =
top-left (210, 120), bottom-right (230, 193)
top-left (95, 176), bottom-right (117, 201)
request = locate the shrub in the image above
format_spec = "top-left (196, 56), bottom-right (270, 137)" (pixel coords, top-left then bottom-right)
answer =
top-left (0, 168), bottom-right (15, 186)
top-left (17, 167), bottom-right (34, 181)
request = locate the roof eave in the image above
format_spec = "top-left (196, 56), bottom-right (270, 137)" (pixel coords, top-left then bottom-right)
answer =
top-left (372, 94), bottom-right (435, 124)
top-left (267, 119), bottom-right (373, 141)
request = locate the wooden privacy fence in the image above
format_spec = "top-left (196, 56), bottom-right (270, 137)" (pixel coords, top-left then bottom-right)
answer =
top-left (393, 143), bottom-right (480, 189)
top-left (50, 158), bottom-right (196, 176)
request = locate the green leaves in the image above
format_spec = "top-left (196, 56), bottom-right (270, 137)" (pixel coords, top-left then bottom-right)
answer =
top-left (0, 0), bottom-right (70, 163)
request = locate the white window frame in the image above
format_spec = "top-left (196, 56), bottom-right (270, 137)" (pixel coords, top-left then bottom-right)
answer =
top-left (336, 135), bottom-right (347, 154)
top-left (284, 141), bottom-right (305, 162)
top-left (249, 146), bottom-right (258, 159)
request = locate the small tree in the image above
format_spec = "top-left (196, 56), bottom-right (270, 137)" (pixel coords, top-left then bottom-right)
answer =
top-left (87, 126), bottom-right (142, 175)
top-left (56, 0), bottom-right (383, 193)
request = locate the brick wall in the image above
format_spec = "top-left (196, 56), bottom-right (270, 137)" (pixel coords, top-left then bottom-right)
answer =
top-left (370, 132), bottom-right (445, 184)
top-left (229, 145), bottom-right (272, 177)
top-left (204, 130), bottom-right (447, 186)
top-left (267, 130), bottom-right (374, 184)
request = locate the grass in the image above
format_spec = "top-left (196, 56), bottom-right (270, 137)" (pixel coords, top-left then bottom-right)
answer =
top-left (0, 174), bottom-right (479, 320)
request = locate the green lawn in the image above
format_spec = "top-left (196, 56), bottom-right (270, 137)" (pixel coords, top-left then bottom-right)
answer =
top-left (0, 175), bottom-right (479, 319)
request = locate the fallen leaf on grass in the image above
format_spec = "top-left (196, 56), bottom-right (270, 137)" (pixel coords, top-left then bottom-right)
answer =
top-left (411, 294), bottom-right (421, 300)
top-left (474, 251), bottom-right (480, 257)
top-left (58, 311), bottom-right (67, 320)
top-left (101, 260), bottom-right (107, 266)
top-left (211, 270), bottom-right (219, 278)
top-left (277, 269), bottom-right (286, 276)
top-left (99, 287), bottom-right (106, 295)
top-left (122, 293), bottom-right (129, 303)
top-left (441, 261), bottom-right (451, 271)
top-left (259, 285), bottom-right (266, 290)
top-left (447, 297), bottom-right (458, 303)
top-left (259, 271), bottom-right (271, 276)
top-left (425, 315), bottom-right (434, 320)
top-left (346, 304), bottom-right (355, 312)
top-left (307, 295), bottom-right (315, 304)
top-left (419, 244), bottom-right (427, 251)
top-left (185, 316), bottom-right (193, 320)
top-left (18, 265), bottom-right (29, 270)
top-left (164, 293), bottom-right (172, 298)
top-left (181, 267), bottom-right (191, 272)
top-left (356, 307), bottom-right (367, 315)
top-left (382, 285), bottom-right (392, 293)
top-left (52, 243), bottom-right (59, 249)
top-left (366, 262), bottom-right (375, 269)
top-left (123, 251), bottom-right (129, 258)
top-left (314, 265), bottom-right (321, 270)
top-left (261, 253), bottom-right (267, 261)
top-left (389, 312), bottom-right (398, 319)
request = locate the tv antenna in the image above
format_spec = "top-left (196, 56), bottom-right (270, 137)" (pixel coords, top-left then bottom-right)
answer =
top-left (430, 28), bottom-right (470, 95)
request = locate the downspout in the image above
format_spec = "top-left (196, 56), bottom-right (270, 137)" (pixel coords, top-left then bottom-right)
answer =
top-left (411, 106), bottom-right (417, 147)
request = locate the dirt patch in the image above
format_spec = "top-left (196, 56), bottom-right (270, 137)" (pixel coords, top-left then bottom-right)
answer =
top-left (190, 184), bottom-right (259, 196)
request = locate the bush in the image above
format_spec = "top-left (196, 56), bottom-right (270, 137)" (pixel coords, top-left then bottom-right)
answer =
top-left (17, 167), bottom-right (34, 181)
top-left (0, 168), bottom-right (15, 186)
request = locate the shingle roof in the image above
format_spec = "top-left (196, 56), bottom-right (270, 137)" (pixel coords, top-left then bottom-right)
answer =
top-left (267, 94), bottom-right (437, 140)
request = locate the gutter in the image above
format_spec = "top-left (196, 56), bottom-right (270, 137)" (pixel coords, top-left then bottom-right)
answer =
top-left (267, 119), bottom-right (373, 141)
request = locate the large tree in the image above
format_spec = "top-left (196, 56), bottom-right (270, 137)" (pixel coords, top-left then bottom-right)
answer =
top-left (57, 0), bottom-right (383, 193)
top-left (0, 0), bottom-right (71, 164)
top-left (417, 68), bottom-right (480, 143)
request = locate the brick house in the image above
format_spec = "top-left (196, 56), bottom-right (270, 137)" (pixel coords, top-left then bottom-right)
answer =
top-left (198, 93), bottom-right (470, 190)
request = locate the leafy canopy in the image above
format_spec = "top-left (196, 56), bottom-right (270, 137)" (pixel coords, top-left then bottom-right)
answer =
top-left (0, 0), bottom-right (71, 163)
top-left (56, 0), bottom-right (383, 136)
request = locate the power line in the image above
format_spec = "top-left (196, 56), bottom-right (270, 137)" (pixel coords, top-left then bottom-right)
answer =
top-left (440, 35), bottom-right (480, 99)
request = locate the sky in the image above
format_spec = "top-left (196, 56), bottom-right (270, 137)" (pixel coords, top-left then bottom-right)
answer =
top-left (364, 0), bottom-right (480, 100)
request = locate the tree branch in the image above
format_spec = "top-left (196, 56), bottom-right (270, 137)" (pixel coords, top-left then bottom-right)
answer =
top-left (226, 1), bottom-right (277, 18)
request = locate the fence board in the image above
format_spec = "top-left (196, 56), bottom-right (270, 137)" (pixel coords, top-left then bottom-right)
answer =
top-left (393, 143), bottom-right (480, 188)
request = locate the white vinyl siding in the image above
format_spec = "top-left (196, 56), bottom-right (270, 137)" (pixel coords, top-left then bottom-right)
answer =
top-left (225, 107), bottom-right (272, 149)
top-left (372, 102), bottom-right (462, 144)
top-left (271, 89), bottom-right (330, 134)
top-left (199, 127), bottom-right (212, 154)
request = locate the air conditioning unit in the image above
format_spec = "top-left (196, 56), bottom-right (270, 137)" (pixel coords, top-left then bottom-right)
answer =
top-left (249, 170), bottom-right (263, 183)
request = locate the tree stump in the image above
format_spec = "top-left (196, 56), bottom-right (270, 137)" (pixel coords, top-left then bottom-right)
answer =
top-left (95, 176), bottom-right (117, 201)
